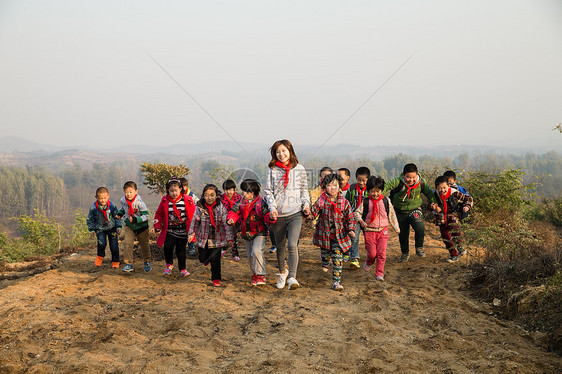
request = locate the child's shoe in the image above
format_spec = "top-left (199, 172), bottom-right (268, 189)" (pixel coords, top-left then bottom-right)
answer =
top-left (251, 274), bottom-right (258, 286)
top-left (163, 263), bottom-right (173, 275)
top-left (111, 262), bottom-right (120, 269)
top-left (375, 275), bottom-right (384, 282)
top-left (332, 282), bottom-right (344, 291)
top-left (415, 248), bottom-right (426, 257)
top-left (123, 264), bottom-right (134, 272)
top-left (349, 259), bottom-right (360, 269)
top-left (180, 269), bottom-right (190, 277)
top-left (276, 269), bottom-right (289, 289)
top-left (233, 256), bottom-right (240, 262)
top-left (144, 262), bottom-right (151, 272)
top-left (321, 265), bottom-right (329, 272)
top-left (399, 253), bottom-right (410, 262)
top-left (212, 279), bottom-right (221, 287)
top-left (458, 247), bottom-right (467, 256)
top-left (269, 246), bottom-right (277, 253)
top-left (95, 256), bottom-right (104, 267)
top-left (256, 275), bottom-right (266, 285)
top-left (447, 256), bottom-right (459, 263)
top-left (287, 277), bottom-right (300, 290)
top-left (363, 262), bottom-right (371, 272)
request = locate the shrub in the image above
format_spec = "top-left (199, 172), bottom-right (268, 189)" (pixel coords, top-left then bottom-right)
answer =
top-left (139, 162), bottom-right (191, 195)
top-left (12, 210), bottom-right (62, 256)
top-left (70, 209), bottom-right (94, 248)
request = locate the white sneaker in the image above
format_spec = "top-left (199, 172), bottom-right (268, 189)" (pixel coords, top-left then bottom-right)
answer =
top-left (276, 269), bottom-right (289, 289)
top-left (375, 275), bottom-right (384, 282)
top-left (287, 277), bottom-right (300, 290)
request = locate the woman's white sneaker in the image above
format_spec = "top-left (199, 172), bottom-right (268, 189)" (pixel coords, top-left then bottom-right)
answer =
top-left (276, 269), bottom-right (289, 289)
top-left (287, 277), bottom-right (300, 290)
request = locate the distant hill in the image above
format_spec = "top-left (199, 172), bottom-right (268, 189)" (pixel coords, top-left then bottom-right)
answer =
top-left (0, 136), bottom-right (65, 153)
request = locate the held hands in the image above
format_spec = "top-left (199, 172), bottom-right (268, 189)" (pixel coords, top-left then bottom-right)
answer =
top-left (270, 209), bottom-right (278, 221)
top-left (227, 219), bottom-right (234, 226)
top-left (302, 206), bottom-right (311, 216)
top-left (188, 234), bottom-right (195, 242)
top-left (359, 220), bottom-right (367, 229)
top-left (349, 231), bottom-right (356, 238)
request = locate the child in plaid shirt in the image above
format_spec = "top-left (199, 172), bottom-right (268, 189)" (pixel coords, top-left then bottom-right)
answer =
top-left (189, 184), bottom-right (234, 287)
top-left (308, 173), bottom-right (356, 291)
top-left (432, 176), bottom-right (473, 263)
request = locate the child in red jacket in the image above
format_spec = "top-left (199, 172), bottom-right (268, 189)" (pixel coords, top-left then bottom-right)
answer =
top-left (154, 178), bottom-right (196, 277)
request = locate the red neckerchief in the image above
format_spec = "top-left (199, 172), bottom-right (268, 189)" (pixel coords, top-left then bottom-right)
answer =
top-left (169, 195), bottom-right (184, 222)
top-left (205, 202), bottom-right (217, 228)
top-left (322, 193), bottom-right (342, 216)
top-left (356, 184), bottom-right (366, 206)
top-left (126, 195), bottom-right (137, 220)
top-left (275, 160), bottom-right (291, 188)
top-left (96, 201), bottom-right (110, 222)
top-left (341, 183), bottom-right (350, 192)
top-left (367, 195), bottom-right (385, 224)
top-left (223, 193), bottom-right (236, 209)
top-left (440, 188), bottom-right (452, 224)
top-left (243, 197), bottom-right (259, 224)
top-left (405, 179), bottom-right (421, 199)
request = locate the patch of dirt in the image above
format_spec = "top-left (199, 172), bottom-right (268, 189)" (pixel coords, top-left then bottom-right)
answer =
top-left (0, 227), bottom-right (560, 373)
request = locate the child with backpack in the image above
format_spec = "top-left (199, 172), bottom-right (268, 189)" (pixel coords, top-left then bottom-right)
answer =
top-left (354, 176), bottom-right (400, 281)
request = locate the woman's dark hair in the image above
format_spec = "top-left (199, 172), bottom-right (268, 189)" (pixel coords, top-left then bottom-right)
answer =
top-left (366, 176), bottom-right (385, 191)
top-left (268, 139), bottom-right (299, 169)
top-left (402, 163), bottom-right (418, 175)
top-left (355, 167), bottom-right (371, 178)
top-left (435, 175), bottom-right (449, 188)
top-left (240, 179), bottom-right (261, 196)
top-left (222, 179), bottom-right (236, 191)
top-left (166, 178), bottom-right (181, 194)
top-left (321, 173), bottom-right (343, 189)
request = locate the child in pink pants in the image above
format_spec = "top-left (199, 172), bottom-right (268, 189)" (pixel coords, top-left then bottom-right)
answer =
top-left (354, 176), bottom-right (400, 281)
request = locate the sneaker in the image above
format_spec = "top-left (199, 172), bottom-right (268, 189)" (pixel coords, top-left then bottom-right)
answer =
top-left (458, 248), bottom-right (467, 256)
top-left (221, 249), bottom-right (226, 258)
top-left (350, 259), bottom-right (360, 269)
top-left (363, 262), bottom-right (371, 272)
top-left (321, 265), bottom-right (329, 273)
top-left (212, 279), bottom-right (221, 287)
top-left (276, 269), bottom-right (289, 289)
top-left (95, 256), bottom-right (104, 267)
top-left (180, 269), bottom-right (190, 277)
top-left (287, 277), bottom-right (300, 290)
top-left (332, 282), bottom-right (344, 291)
top-left (251, 274), bottom-right (258, 286)
top-left (269, 246), bottom-right (277, 253)
top-left (163, 264), bottom-right (173, 275)
top-left (144, 262), bottom-right (151, 272)
top-left (399, 253), bottom-right (410, 262)
top-left (447, 256), bottom-right (459, 263)
top-left (111, 262), bottom-right (120, 269)
top-left (123, 264), bottom-right (134, 272)
top-left (256, 275), bottom-right (266, 285)
top-left (343, 254), bottom-right (350, 262)
top-left (375, 275), bottom-right (384, 282)
top-left (233, 256), bottom-right (240, 262)
top-left (415, 248), bottom-right (426, 257)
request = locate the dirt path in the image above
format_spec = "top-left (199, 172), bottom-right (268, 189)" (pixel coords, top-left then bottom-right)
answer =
top-left (1, 228), bottom-right (560, 373)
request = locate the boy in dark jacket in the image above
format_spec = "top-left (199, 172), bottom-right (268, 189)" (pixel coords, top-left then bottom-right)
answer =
top-left (87, 187), bottom-right (122, 269)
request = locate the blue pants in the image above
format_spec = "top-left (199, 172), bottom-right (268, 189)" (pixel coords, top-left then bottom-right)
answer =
top-left (349, 222), bottom-right (362, 260)
top-left (97, 228), bottom-right (120, 263)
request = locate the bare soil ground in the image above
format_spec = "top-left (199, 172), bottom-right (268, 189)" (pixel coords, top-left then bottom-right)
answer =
top-left (1, 227), bottom-right (561, 373)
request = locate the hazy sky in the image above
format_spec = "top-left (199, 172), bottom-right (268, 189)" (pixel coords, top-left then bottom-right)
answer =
top-left (1, 0), bottom-right (561, 151)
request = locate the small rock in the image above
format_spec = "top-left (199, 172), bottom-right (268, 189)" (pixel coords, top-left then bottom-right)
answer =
top-left (493, 298), bottom-right (501, 307)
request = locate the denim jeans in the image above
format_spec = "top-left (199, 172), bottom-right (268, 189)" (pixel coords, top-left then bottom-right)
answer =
top-left (349, 222), bottom-right (362, 260)
top-left (245, 235), bottom-right (266, 275)
top-left (97, 228), bottom-right (119, 263)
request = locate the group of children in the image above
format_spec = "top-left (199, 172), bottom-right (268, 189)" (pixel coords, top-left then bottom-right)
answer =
top-left (86, 139), bottom-right (473, 291)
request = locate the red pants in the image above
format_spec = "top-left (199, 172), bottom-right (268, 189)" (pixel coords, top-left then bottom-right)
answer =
top-left (439, 216), bottom-right (462, 256)
top-left (364, 228), bottom-right (389, 277)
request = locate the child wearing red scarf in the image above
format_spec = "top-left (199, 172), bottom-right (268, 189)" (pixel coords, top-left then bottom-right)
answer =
top-left (189, 184), bottom-right (234, 287)
top-left (227, 179), bottom-right (276, 286)
top-left (221, 179), bottom-right (243, 261)
top-left (308, 173), bottom-right (356, 291)
top-left (154, 179), bottom-right (196, 277)
top-left (354, 176), bottom-right (400, 281)
top-left (344, 166), bottom-right (371, 268)
top-left (432, 176), bottom-right (473, 263)
top-left (87, 187), bottom-right (122, 268)
top-left (338, 168), bottom-right (351, 192)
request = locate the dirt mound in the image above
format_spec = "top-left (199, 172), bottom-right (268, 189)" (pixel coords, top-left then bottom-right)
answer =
top-left (0, 229), bottom-right (560, 373)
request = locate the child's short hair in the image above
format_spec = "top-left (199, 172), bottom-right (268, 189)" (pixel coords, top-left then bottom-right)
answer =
top-left (240, 179), bottom-right (261, 196)
top-left (321, 173), bottom-right (343, 189)
top-left (222, 179), bottom-right (236, 191)
top-left (319, 166), bottom-right (333, 177)
top-left (179, 177), bottom-right (189, 188)
top-left (338, 168), bottom-right (350, 177)
top-left (202, 184), bottom-right (220, 197)
top-left (402, 163), bottom-right (418, 175)
top-left (366, 176), bottom-right (385, 191)
top-left (166, 178), bottom-right (181, 193)
top-left (435, 175), bottom-right (449, 187)
top-left (443, 170), bottom-right (457, 181)
top-left (123, 181), bottom-right (137, 190)
top-left (355, 167), bottom-right (371, 178)
top-left (96, 187), bottom-right (109, 196)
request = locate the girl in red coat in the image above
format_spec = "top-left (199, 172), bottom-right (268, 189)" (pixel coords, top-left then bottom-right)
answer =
top-left (154, 178), bottom-right (196, 277)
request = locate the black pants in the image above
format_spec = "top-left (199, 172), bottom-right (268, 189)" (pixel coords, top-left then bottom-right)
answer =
top-left (198, 244), bottom-right (223, 281)
top-left (164, 234), bottom-right (187, 271)
top-left (396, 210), bottom-right (425, 255)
